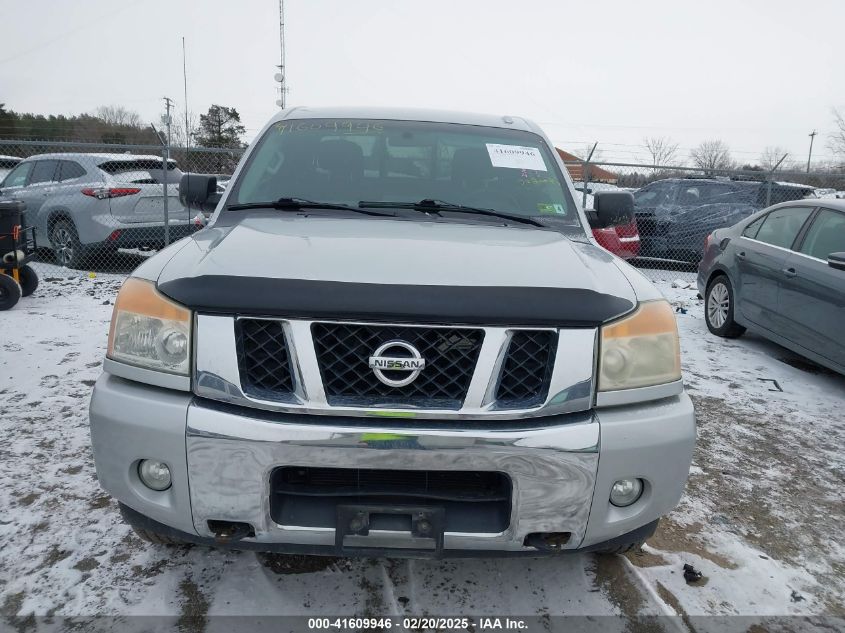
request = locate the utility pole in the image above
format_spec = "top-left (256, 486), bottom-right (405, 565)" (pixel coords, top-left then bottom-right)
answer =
top-left (163, 97), bottom-right (174, 145)
top-left (807, 130), bottom-right (817, 173)
top-left (162, 96), bottom-right (174, 246)
top-left (274, 0), bottom-right (287, 108)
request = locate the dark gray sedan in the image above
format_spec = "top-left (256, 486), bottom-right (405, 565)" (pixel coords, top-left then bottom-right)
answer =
top-left (697, 199), bottom-right (845, 375)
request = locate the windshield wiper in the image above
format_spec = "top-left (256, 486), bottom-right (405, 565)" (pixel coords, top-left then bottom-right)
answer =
top-left (226, 197), bottom-right (393, 217)
top-left (358, 199), bottom-right (545, 227)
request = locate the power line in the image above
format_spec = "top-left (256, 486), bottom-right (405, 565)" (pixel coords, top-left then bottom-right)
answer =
top-left (0, 0), bottom-right (142, 66)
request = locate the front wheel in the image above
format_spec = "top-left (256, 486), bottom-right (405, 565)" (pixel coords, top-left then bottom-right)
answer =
top-left (593, 519), bottom-right (660, 555)
top-left (705, 275), bottom-right (746, 338)
top-left (593, 539), bottom-right (647, 555)
top-left (119, 503), bottom-right (191, 546)
top-left (51, 220), bottom-right (86, 269)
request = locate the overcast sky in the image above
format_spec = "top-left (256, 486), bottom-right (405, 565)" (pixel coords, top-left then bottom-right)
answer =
top-left (2, 0), bottom-right (844, 166)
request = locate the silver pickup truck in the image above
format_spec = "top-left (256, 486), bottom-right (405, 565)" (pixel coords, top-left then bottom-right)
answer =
top-left (89, 107), bottom-right (695, 558)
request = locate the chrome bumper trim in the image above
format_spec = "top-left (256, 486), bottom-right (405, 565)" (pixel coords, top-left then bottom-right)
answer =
top-left (185, 401), bottom-right (600, 551)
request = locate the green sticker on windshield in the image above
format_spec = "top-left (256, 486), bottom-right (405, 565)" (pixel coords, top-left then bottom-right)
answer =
top-left (537, 203), bottom-right (565, 214)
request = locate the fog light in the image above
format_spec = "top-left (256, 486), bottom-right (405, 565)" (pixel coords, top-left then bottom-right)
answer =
top-left (138, 459), bottom-right (172, 491)
top-left (610, 478), bottom-right (643, 507)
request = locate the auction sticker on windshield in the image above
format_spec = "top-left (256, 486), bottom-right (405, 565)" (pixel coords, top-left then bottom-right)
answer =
top-left (486, 144), bottom-right (547, 171)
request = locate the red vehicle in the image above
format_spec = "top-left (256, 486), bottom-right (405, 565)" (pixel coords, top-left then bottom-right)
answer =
top-left (576, 185), bottom-right (641, 259)
top-left (592, 219), bottom-right (641, 260)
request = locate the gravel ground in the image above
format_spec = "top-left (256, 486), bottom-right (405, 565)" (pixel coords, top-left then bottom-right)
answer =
top-left (1, 263), bottom-right (843, 632)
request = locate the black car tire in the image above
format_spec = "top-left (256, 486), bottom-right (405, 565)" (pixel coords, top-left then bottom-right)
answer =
top-left (50, 220), bottom-right (87, 269)
top-left (130, 525), bottom-right (192, 546)
top-left (705, 275), bottom-right (746, 338)
top-left (594, 539), bottom-right (646, 556)
top-left (119, 503), bottom-right (191, 547)
top-left (0, 273), bottom-right (23, 310)
top-left (18, 264), bottom-right (39, 297)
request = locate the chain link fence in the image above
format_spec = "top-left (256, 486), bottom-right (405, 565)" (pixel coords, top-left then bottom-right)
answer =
top-left (1, 138), bottom-right (843, 287)
top-left (0, 139), bottom-right (244, 283)
top-left (562, 159), bottom-right (845, 280)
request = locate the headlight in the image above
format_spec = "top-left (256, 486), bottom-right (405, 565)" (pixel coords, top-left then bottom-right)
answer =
top-left (598, 300), bottom-right (681, 391)
top-left (107, 278), bottom-right (192, 375)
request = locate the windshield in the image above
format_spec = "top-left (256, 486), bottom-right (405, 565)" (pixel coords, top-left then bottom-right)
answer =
top-left (227, 118), bottom-right (579, 226)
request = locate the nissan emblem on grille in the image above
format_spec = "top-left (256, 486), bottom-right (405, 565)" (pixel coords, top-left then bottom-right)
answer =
top-left (368, 340), bottom-right (426, 387)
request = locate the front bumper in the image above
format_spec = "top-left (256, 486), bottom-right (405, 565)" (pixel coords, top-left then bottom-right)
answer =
top-left (89, 374), bottom-right (695, 556)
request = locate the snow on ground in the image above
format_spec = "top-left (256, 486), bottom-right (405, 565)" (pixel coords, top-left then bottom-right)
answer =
top-left (1, 262), bottom-right (843, 631)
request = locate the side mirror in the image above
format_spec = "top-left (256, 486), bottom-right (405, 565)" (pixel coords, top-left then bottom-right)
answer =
top-left (179, 174), bottom-right (220, 213)
top-left (828, 252), bottom-right (845, 271)
top-left (586, 191), bottom-right (635, 229)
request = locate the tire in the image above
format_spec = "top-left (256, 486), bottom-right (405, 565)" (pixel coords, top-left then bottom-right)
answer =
top-left (0, 274), bottom-right (22, 310)
top-left (592, 518), bottom-right (659, 555)
top-left (18, 264), bottom-right (38, 297)
top-left (705, 275), bottom-right (746, 338)
top-left (119, 503), bottom-right (191, 546)
top-left (50, 219), bottom-right (87, 269)
top-left (130, 526), bottom-right (191, 546)
top-left (594, 539), bottom-right (646, 556)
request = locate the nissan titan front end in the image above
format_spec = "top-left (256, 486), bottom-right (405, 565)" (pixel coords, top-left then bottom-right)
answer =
top-left (89, 107), bottom-right (696, 558)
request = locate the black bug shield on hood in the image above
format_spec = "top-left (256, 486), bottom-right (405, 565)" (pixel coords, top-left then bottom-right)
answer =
top-left (155, 217), bottom-right (637, 327)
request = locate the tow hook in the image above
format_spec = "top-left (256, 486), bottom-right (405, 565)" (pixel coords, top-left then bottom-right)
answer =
top-left (524, 532), bottom-right (572, 552)
top-left (208, 520), bottom-right (254, 544)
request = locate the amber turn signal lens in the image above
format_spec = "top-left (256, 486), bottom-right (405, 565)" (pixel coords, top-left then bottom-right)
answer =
top-left (107, 278), bottom-right (192, 375)
top-left (599, 300), bottom-right (681, 391)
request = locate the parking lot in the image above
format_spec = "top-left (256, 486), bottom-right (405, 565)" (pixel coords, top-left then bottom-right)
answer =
top-left (1, 265), bottom-right (842, 630)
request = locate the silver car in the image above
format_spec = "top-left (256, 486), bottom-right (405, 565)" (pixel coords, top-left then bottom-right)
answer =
top-left (698, 199), bottom-right (845, 374)
top-left (0, 153), bottom-right (193, 268)
top-left (89, 107), bottom-right (696, 558)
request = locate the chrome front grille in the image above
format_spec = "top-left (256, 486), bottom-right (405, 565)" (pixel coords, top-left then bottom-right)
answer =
top-left (312, 323), bottom-right (483, 408)
top-left (194, 315), bottom-right (597, 420)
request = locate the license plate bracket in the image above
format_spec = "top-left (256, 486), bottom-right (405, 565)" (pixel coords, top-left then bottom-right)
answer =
top-left (335, 504), bottom-right (445, 557)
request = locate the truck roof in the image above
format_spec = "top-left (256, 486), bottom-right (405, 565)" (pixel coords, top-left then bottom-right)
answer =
top-left (274, 106), bottom-right (543, 134)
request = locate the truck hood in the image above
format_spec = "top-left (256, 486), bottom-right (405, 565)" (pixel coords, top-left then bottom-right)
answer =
top-left (156, 216), bottom-right (638, 326)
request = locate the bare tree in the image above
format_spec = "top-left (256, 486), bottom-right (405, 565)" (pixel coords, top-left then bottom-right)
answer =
top-left (161, 109), bottom-right (198, 148)
top-left (643, 136), bottom-right (681, 169)
top-left (759, 146), bottom-right (790, 171)
top-left (691, 140), bottom-right (734, 172)
top-left (578, 143), bottom-right (604, 163)
top-left (829, 108), bottom-right (845, 157)
top-left (94, 105), bottom-right (142, 128)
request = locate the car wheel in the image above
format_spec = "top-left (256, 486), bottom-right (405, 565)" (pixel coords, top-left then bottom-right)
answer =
top-left (0, 273), bottom-right (22, 310)
top-left (593, 538), bottom-right (647, 556)
top-left (130, 525), bottom-right (192, 546)
top-left (705, 275), bottom-right (746, 338)
top-left (119, 503), bottom-right (192, 547)
top-left (51, 220), bottom-right (86, 269)
top-left (18, 264), bottom-right (39, 297)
